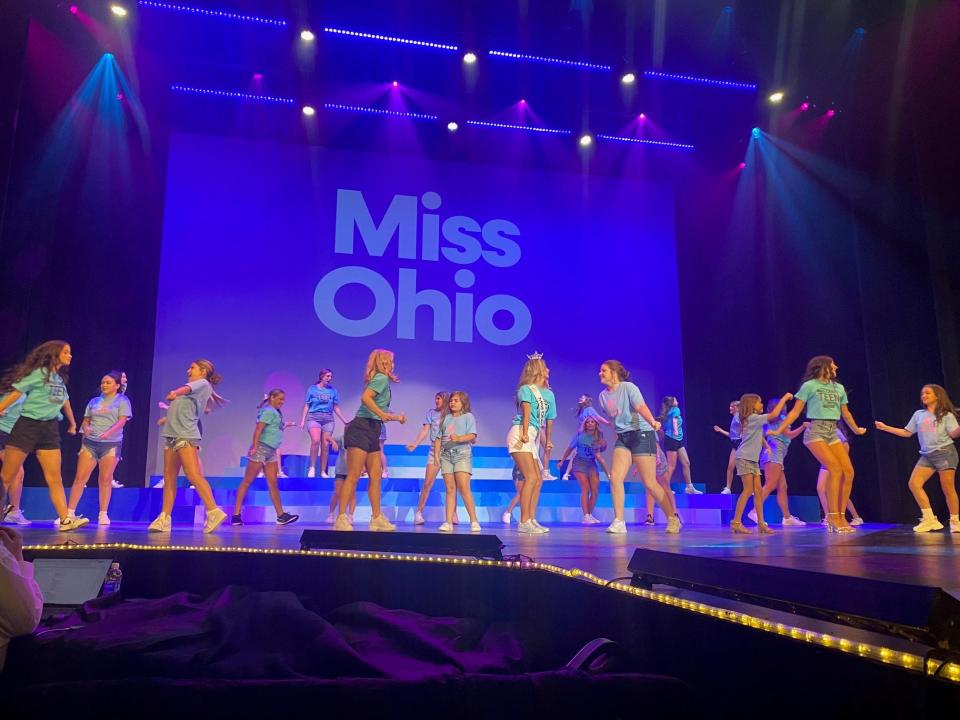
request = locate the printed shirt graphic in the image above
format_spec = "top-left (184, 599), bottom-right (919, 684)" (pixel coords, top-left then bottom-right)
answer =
top-left (664, 406), bottom-right (683, 441)
top-left (356, 373), bottom-right (391, 419)
top-left (162, 379), bottom-right (212, 440)
top-left (13, 369), bottom-right (68, 421)
top-left (572, 431), bottom-right (602, 461)
top-left (257, 406), bottom-right (284, 449)
top-left (795, 380), bottom-right (847, 420)
top-left (599, 382), bottom-right (652, 433)
top-left (906, 409), bottom-right (959, 455)
top-left (305, 385), bottom-right (339, 414)
top-left (511, 386), bottom-right (557, 430)
top-left (440, 412), bottom-right (478, 450)
top-left (84, 394), bottom-right (133, 442)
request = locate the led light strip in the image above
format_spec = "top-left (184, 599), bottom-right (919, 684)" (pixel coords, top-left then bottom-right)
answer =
top-left (323, 103), bottom-right (438, 120)
top-left (25, 541), bottom-right (958, 684)
top-left (323, 27), bottom-right (458, 51)
top-left (170, 84), bottom-right (295, 104)
top-left (644, 70), bottom-right (757, 90)
top-left (595, 133), bottom-right (695, 150)
top-left (464, 120), bottom-right (572, 135)
top-left (138, 1), bottom-right (287, 27)
top-left (488, 50), bottom-right (611, 71)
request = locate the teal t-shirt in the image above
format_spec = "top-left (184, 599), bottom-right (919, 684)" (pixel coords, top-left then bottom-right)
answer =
top-left (440, 412), bottom-right (478, 450)
top-left (796, 379), bottom-right (847, 420)
top-left (13, 368), bottom-right (69, 421)
top-left (664, 406), bottom-right (683, 440)
top-left (0, 393), bottom-right (25, 433)
top-left (356, 373), bottom-right (391, 420)
top-left (84, 393), bottom-right (133, 442)
top-left (599, 381), bottom-right (652, 433)
top-left (161, 379), bottom-right (212, 440)
top-left (257, 406), bottom-right (284, 449)
top-left (511, 385), bottom-right (557, 430)
top-left (765, 415), bottom-right (792, 450)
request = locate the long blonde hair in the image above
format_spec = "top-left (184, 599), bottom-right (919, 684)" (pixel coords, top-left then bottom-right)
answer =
top-left (516, 357), bottom-right (549, 391)
top-left (363, 349), bottom-right (399, 384)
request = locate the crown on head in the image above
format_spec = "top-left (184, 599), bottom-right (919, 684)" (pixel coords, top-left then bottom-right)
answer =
top-left (526, 351), bottom-right (544, 361)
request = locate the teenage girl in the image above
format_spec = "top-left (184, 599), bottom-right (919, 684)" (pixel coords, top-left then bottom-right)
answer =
top-left (659, 396), bottom-right (700, 495)
top-left (714, 400), bottom-right (741, 494)
top-left (815, 421), bottom-right (863, 525)
top-left (598, 360), bottom-right (679, 534)
top-left (435, 391), bottom-right (481, 532)
top-left (507, 354), bottom-right (556, 535)
top-left (773, 355), bottom-right (866, 533)
top-left (502, 464), bottom-right (524, 524)
top-left (746, 399), bottom-right (808, 526)
top-left (876, 384), bottom-right (960, 533)
top-left (334, 349), bottom-right (406, 531)
top-left (149, 359), bottom-right (228, 533)
top-left (407, 392), bottom-right (448, 525)
top-left (0, 341), bottom-right (85, 531)
top-left (65, 371), bottom-right (132, 526)
top-left (232, 389), bottom-right (299, 526)
top-left (730, 393), bottom-right (793, 534)
top-left (300, 369), bottom-right (349, 478)
top-left (558, 415), bottom-right (607, 524)
top-left (0, 392), bottom-right (28, 525)
top-left (325, 434), bottom-right (357, 523)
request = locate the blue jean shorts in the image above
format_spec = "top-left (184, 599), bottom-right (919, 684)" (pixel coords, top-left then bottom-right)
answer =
top-left (916, 445), bottom-right (959, 472)
top-left (572, 457), bottom-right (598, 475)
top-left (306, 413), bottom-right (334, 433)
top-left (439, 445), bottom-right (472, 475)
top-left (760, 442), bottom-right (786, 467)
top-left (804, 420), bottom-right (841, 446)
top-left (615, 429), bottom-right (657, 457)
top-left (248, 441), bottom-right (279, 464)
top-left (163, 437), bottom-right (200, 451)
top-left (81, 439), bottom-right (121, 461)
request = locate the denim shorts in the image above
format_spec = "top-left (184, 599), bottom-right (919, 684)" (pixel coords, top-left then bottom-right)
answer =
top-left (760, 443), bottom-right (786, 467)
top-left (379, 423), bottom-right (387, 442)
top-left (804, 419), bottom-right (841, 446)
top-left (81, 439), bottom-right (121, 461)
top-left (163, 437), bottom-right (200, 451)
top-left (615, 429), bottom-right (657, 457)
top-left (572, 457), bottom-right (598, 475)
top-left (735, 458), bottom-right (761, 477)
top-left (248, 441), bottom-right (279, 464)
top-left (440, 445), bottom-right (473, 475)
top-left (306, 413), bottom-right (334, 433)
top-left (916, 445), bottom-right (959, 472)
top-left (345, 417), bottom-right (382, 453)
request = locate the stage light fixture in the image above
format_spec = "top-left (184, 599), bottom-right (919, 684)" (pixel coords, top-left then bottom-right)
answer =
top-left (595, 133), bottom-right (695, 150)
top-left (752, 127), bottom-right (761, 138)
top-left (519, 98), bottom-right (526, 105)
top-left (464, 120), bottom-right (571, 136)
top-left (138, 1), bottom-right (287, 27)
top-left (171, 84), bottom-right (295, 104)
top-left (69, 5), bottom-right (79, 14)
top-left (738, 161), bottom-right (746, 169)
top-left (488, 49), bottom-right (612, 72)
top-left (826, 109), bottom-right (836, 118)
top-left (768, 90), bottom-right (785, 104)
top-left (300, 29), bottom-right (315, 42)
top-left (578, 133), bottom-right (593, 147)
top-left (302, 105), bottom-right (315, 116)
top-left (392, 81), bottom-right (399, 88)
top-left (644, 70), bottom-right (757, 91)
top-left (800, 101), bottom-right (810, 111)
top-left (638, 113), bottom-right (646, 121)
top-left (110, 4), bottom-right (128, 16)
top-left (621, 72), bottom-right (636, 85)
top-left (463, 52), bottom-right (477, 64)
top-left (447, 121), bottom-right (459, 132)
top-left (323, 27), bottom-right (458, 51)
top-left (324, 103), bottom-right (438, 121)
top-left (252, 73), bottom-right (263, 81)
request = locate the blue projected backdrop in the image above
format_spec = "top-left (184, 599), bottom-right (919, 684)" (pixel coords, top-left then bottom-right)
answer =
top-left (147, 133), bottom-right (683, 477)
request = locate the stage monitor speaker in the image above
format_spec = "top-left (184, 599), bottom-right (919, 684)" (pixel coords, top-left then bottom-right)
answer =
top-left (300, 530), bottom-right (504, 560)
top-left (628, 548), bottom-right (960, 650)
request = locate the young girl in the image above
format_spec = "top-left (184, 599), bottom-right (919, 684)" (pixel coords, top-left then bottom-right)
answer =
top-left (774, 356), bottom-right (866, 533)
top-left (713, 400), bottom-right (741, 494)
top-left (730, 393), bottom-right (792, 533)
top-left (747, 400), bottom-right (807, 526)
top-left (435, 391), bottom-right (480, 532)
top-left (232, 389), bottom-right (299, 526)
top-left (559, 416), bottom-right (608, 524)
top-left (65, 371), bottom-right (132, 526)
top-left (325, 434), bottom-right (356, 523)
top-left (0, 341), bottom-right (85, 531)
top-left (598, 360), bottom-right (679, 534)
top-left (507, 354), bottom-right (556, 534)
top-left (334, 349), bottom-right (406, 531)
top-left (815, 421), bottom-right (864, 526)
top-left (0, 392), bottom-right (29, 525)
top-left (300, 369), bottom-right (349, 478)
top-left (659, 396), bottom-right (701, 495)
top-left (502, 464), bottom-right (524, 524)
top-left (149, 359), bottom-right (228, 534)
top-left (407, 392), bottom-right (448, 525)
top-left (876, 384), bottom-right (960, 533)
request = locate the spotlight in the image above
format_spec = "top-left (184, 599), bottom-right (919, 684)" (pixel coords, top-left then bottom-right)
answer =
top-left (519, 98), bottom-right (526, 105)
top-left (300, 30), bottom-right (315, 42)
top-left (463, 51), bottom-right (477, 64)
top-left (578, 133), bottom-right (593, 147)
top-left (302, 105), bottom-right (316, 116)
top-left (738, 162), bottom-right (746, 169)
top-left (253, 73), bottom-right (263, 81)
top-left (392, 81), bottom-right (399, 88)
top-left (638, 113), bottom-right (646, 121)
top-left (109, 4), bottom-right (127, 17)
top-left (621, 72), bottom-right (636, 85)
top-left (826, 109), bottom-right (836, 118)
top-left (69, 5), bottom-right (78, 14)
top-left (447, 121), bottom-right (459, 132)
top-left (768, 91), bottom-right (785, 104)
top-left (799, 101), bottom-right (810, 111)
top-left (751, 127), bottom-right (761, 138)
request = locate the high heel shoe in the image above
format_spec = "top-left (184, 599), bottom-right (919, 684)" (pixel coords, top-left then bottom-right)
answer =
top-left (826, 512), bottom-right (845, 534)
top-left (758, 523), bottom-right (774, 535)
top-left (730, 520), bottom-right (750, 534)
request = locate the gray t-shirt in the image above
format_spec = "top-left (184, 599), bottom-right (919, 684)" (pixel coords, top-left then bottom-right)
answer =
top-left (161, 379), bottom-right (212, 441)
top-left (735, 414), bottom-right (767, 462)
top-left (333, 436), bottom-right (348, 476)
top-left (84, 394), bottom-right (132, 442)
top-left (906, 409), bottom-right (959, 455)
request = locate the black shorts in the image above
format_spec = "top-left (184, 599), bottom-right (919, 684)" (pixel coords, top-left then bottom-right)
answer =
top-left (344, 417), bottom-right (383, 453)
top-left (663, 436), bottom-right (684, 452)
top-left (0, 429), bottom-right (8, 452)
top-left (6, 416), bottom-right (60, 453)
top-left (614, 429), bottom-right (657, 457)
top-left (730, 438), bottom-right (741, 449)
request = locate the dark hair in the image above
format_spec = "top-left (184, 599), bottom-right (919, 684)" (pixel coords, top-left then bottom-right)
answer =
top-left (924, 384), bottom-right (959, 424)
top-left (658, 396), bottom-right (678, 422)
top-left (802, 355), bottom-right (835, 383)
top-left (258, 388), bottom-right (286, 423)
top-left (193, 358), bottom-right (223, 385)
top-left (602, 360), bottom-right (630, 381)
top-left (316, 368), bottom-right (334, 385)
top-left (1, 340), bottom-right (71, 393)
top-left (109, 369), bottom-right (127, 394)
top-left (765, 397), bottom-right (782, 414)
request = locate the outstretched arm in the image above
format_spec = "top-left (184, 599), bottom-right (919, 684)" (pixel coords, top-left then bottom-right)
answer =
top-left (773, 398), bottom-right (805, 435)
top-left (407, 424), bottom-right (430, 452)
top-left (840, 405), bottom-right (866, 435)
top-left (874, 421), bottom-right (913, 438)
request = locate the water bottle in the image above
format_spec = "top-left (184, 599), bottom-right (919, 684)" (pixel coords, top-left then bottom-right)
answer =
top-left (102, 562), bottom-right (123, 596)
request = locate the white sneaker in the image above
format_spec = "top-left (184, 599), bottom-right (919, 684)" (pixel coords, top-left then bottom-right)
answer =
top-left (2, 509), bottom-right (31, 525)
top-left (325, 512), bottom-right (336, 524)
top-left (542, 471), bottom-right (556, 481)
top-left (307, 467), bottom-right (316, 478)
top-left (783, 516), bottom-right (806, 527)
top-left (470, 521), bottom-right (481, 532)
top-left (369, 514), bottom-right (396, 532)
top-left (111, 480), bottom-right (122, 488)
top-left (382, 470), bottom-right (389, 478)
top-left (257, 470), bottom-right (264, 478)
top-left (666, 515), bottom-right (681, 534)
top-left (414, 511), bottom-right (426, 525)
top-left (720, 487), bottom-right (731, 495)
top-left (532, 519), bottom-right (549, 532)
top-left (319, 470), bottom-right (328, 478)
top-left (606, 519), bottom-right (627, 534)
top-left (333, 513), bottom-right (352, 531)
top-left (501, 511), bottom-right (512, 524)
top-left (747, 509), bottom-right (758, 523)
top-left (438, 522), bottom-right (453, 532)
top-left (950, 519), bottom-right (960, 533)
top-left (684, 485), bottom-right (703, 494)
top-left (58, 515), bottom-right (90, 532)
top-left (821, 517), bottom-right (829, 526)
top-left (152, 478), bottom-right (165, 488)
top-left (278, 470), bottom-right (288, 478)
top-left (850, 516), bottom-right (864, 526)
top-left (518, 520), bottom-right (546, 534)
top-left (913, 516), bottom-right (944, 533)
top-left (98, 512), bottom-right (111, 526)
top-left (204, 508), bottom-right (227, 534)
top-left (148, 513), bottom-right (171, 532)
top-left (54, 509), bottom-right (77, 527)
